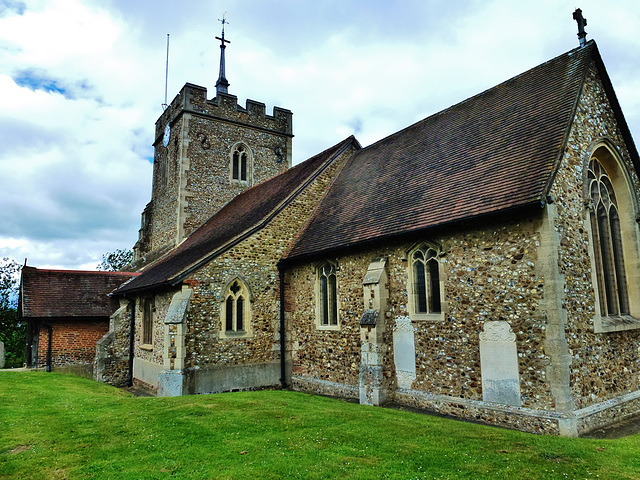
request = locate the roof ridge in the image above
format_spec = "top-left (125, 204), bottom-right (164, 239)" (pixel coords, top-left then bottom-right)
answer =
top-left (168, 137), bottom-right (360, 284)
top-left (23, 266), bottom-right (140, 276)
top-left (114, 136), bottom-right (360, 295)
top-left (281, 138), bottom-right (359, 260)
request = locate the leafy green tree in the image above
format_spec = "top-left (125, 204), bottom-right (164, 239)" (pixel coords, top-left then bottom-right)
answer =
top-left (97, 248), bottom-right (134, 271)
top-left (0, 258), bottom-right (24, 368)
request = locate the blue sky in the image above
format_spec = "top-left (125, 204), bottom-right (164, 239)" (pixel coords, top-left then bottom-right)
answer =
top-left (0, 0), bottom-right (639, 269)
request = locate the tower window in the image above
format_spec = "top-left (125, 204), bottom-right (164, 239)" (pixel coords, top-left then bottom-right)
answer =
top-left (231, 144), bottom-right (251, 183)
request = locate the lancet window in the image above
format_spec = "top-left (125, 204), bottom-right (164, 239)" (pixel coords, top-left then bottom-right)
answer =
top-left (316, 262), bottom-right (338, 327)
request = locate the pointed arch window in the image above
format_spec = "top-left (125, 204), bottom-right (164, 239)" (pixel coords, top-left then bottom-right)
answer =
top-left (588, 158), bottom-right (629, 316)
top-left (316, 262), bottom-right (339, 329)
top-left (221, 279), bottom-right (252, 338)
top-left (230, 144), bottom-right (251, 184)
top-left (408, 243), bottom-right (445, 321)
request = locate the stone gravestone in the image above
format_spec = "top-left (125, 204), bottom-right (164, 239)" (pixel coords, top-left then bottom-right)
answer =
top-left (393, 316), bottom-right (416, 389)
top-left (480, 320), bottom-right (521, 406)
top-left (0, 341), bottom-right (5, 369)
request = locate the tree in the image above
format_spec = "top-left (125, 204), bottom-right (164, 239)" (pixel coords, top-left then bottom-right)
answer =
top-left (97, 249), bottom-right (134, 271)
top-left (0, 258), bottom-right (24, 368)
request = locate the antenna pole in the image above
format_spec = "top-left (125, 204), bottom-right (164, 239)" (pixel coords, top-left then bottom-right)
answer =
top-left (163, 34), bottom-right (170, 110)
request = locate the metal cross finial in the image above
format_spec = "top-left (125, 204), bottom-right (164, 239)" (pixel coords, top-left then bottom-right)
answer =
top-left (216, 13), bottom-right (230, 45)
top-left (573, 8), bottom-right (588, 47)
top-left (215, 13), bottom-right (230, 95)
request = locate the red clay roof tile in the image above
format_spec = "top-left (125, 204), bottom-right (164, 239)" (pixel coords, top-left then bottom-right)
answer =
top-left (283, 42), bottom-right (601, 261)
top-left (20, 267), bottom-right (139, 318)
top-left (114, 136), bottom-right (359, 294)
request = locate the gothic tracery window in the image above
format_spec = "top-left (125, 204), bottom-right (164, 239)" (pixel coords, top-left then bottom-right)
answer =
top-left (588, 158), bottom-right (629, 316)
top-left (231, 144), bottom-right (249, 182)
top-left (317, 262), bottom-right (338, 327)
top-left (222, 279), bottom-right (251, 335)
top-left (409, 244), bottom-right (442, 319)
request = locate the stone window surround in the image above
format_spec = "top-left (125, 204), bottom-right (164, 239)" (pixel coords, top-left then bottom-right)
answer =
top-left (406, 241), bottom-right (447, 322)
top-left (314, 260), bottom-right (340, 331)
top-left (219, 277), bottom-right (253, 339)
top-left (229, 142), bottom-right (253, 186)
top-left (583, 140), bottom-right (640, 333)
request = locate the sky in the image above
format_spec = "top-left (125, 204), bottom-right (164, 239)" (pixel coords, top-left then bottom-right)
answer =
top-left (0, 0), bottom-right (639, 271)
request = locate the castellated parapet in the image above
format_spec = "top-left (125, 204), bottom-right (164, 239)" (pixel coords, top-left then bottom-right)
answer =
top-left (154, 84), bottom-right (293, 145)
top-left (133, 83), bottom-right (293, 269)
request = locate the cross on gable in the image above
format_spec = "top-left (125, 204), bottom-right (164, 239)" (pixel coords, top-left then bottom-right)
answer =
top-left (572, 8), bottom-right (587, 46)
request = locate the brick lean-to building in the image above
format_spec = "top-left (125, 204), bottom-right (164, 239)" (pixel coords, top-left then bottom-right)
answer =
top-left (24, 15), bottom-right (640, 436)
top-left (19, 267), bottom-right (138, 375)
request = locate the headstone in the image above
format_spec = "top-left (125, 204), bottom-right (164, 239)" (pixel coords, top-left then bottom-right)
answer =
top-left (158, 369), bottom-right (184, 397)
top-left (393, 316), bottom-right (416, 389)
top-left (480, 321), bottom-right (521, 406)
top-left (0, 341), bottom-right (5, 369)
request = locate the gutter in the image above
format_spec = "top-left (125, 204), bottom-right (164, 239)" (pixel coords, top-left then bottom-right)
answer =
top-left (127, 296), bottom-right (136, 387)
top-left (116, 138), bottom-right (359, 298)
top-left (280, 198), bottom-right (548, 267)
top-left (278, 263), bottom-right (287, 388)
top-left (41, 322), bottom-right (52, 372)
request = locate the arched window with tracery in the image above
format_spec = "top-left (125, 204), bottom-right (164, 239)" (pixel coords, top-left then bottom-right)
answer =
top-left (412, 245), bottom-right (441, 314)
top-left (316, 262), bottom-right (338, 328)
top-left (221, 279), bottom-right (252, 337)
top-left (407, 243), bottom-right (444, 321)
top-left (230, 144), bottom-right (251, 183)
top-left (588, 158), bottom-right (629, 316)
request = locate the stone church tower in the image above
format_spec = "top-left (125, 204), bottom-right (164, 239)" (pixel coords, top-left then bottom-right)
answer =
top-left (133, 22), bottom-right (293, 266)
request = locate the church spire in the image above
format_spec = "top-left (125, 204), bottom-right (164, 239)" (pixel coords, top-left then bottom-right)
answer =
top-left (215, 14), bottom-right (230, 95)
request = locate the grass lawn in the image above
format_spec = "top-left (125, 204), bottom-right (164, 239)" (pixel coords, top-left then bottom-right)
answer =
top-left (1, 372), bottom-right (639, 479)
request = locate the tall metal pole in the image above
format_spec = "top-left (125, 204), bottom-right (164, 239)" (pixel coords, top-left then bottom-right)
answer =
top-left (163, 34), bottom-right (170, 110)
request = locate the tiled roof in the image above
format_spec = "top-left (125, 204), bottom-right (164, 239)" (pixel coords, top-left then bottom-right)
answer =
top-left (114, 136), bottom-right (358, 295)
top-left (284, 42), bottom-right (625, 261)
top-left (20, 267), bottom-right (139, 318)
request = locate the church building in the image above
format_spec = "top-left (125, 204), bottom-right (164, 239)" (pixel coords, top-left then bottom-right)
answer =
top-left (90, 12), bottom-right (640, 436)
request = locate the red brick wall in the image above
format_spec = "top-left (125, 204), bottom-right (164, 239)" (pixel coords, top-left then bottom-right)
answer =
top-left (36, 319), bottom-right (109, 367)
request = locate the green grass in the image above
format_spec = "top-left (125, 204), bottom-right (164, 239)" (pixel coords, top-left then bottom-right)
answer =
top-left (1, 372), bottom-right (639, 479)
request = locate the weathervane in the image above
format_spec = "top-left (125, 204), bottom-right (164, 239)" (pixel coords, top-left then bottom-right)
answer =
top-left (215, 13), bottom-right (231, 95)
top-left (572, 8), bottom-right (587, 47)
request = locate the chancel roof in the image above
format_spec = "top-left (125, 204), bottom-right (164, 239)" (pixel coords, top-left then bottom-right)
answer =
top-left (114, 136), bottom-right (358, 295)
top-left (20, 267), bottom-right (139, 319)
top-left (283, 41), bottom-right (639, 261)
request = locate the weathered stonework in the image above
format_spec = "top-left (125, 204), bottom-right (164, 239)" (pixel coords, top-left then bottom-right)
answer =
top-left (94, 302), bottom-right (131, 386)
top-left (133, 84), bottom-right (293, 267)
top-left (287, 215), bottom-right (560, 433)
top-left (285, 59), bottom-right (640, 435)
top-left (126, 144), bottom-right (356, 395)
top-left (103, 49), bottom-right (640, 436)
top-left (550, 65), bottom-right (640, 416)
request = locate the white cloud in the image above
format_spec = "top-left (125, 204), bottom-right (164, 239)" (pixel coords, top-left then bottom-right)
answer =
top-left (0, 0), bottom-right (638, 270)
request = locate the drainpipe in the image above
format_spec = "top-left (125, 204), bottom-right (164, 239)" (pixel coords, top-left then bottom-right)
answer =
top-left (127, 297), bottom-right (136, 387)
top-left (278, 264), bottom-right (287, 388)
top-left (41, 323), bottom-right (52, 372)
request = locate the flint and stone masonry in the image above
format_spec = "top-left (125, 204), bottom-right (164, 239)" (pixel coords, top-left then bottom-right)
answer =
top-left (95, 42), bottom-right (640, 436)
top-left (133, 84), bottom-right (293, 268)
